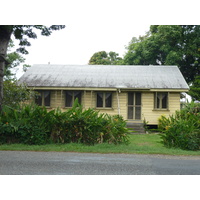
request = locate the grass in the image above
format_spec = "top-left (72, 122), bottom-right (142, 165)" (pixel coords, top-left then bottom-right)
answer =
top-left (0, 133), bottom-right (200, 156)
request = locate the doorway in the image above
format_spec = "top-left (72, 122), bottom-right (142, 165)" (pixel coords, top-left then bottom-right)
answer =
top-left (128, 92), bottom-right (142, 120)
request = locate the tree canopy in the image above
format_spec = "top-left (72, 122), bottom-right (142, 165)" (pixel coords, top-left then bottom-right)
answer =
top-left (89, 51), bottom-right (122, 65)
top-left (0, 25), bottom-right (66, 111)
top-left (123, 25), bottom-right (200, 83)
top-left (188, 76), bottom-right (200, 101)
top-left (4, 40), bottom-right (30, 80)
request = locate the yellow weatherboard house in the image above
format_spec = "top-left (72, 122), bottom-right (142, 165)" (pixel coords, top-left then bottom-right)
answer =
top-left (19, 64), bottom-right (189, 129)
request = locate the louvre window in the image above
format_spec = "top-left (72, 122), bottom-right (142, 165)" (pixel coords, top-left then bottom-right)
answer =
top-left (96, 92), bottom-right (112, 108)
top-left (65, 91), bottom-right (82, 107)
top-left (154, 92), bottom-right (168, 109)
top-left (35, 90), bottom-right (51, 107)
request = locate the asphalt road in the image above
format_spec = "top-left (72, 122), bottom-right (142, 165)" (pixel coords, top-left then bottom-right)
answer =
top-left (0, 151), bottom-right (200, 175)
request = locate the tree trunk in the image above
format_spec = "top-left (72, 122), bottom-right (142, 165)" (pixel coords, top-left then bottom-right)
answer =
top-left (0, 26), bottom-right (13, 112)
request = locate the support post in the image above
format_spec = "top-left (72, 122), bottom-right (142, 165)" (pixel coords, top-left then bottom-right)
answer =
top-left (116, 89), bottom-right (121, 115)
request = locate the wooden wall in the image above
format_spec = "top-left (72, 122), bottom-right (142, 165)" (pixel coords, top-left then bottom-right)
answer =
top-left (41, 90), bottom-right (181, 125)
top-left (142, 92), bottom-right (180, 124)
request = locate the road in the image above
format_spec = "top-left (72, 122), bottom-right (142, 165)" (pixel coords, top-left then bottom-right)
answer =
top-left (0, 151), bottom-right (200, 175)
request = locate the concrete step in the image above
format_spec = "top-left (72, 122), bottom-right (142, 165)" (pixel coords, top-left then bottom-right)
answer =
top-left (127, 123), bottom-right (146, 134)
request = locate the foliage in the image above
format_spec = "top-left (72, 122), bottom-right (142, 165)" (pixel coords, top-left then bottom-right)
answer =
top-left (0, 25), bottom-right (66, 112)
top-left (50, 99), bottom-right (130, 145)
top-left (0, 104), bottom-right (51, 144)
top-left (143, 118), bottom-right (150, 133)
top-left (3, 80), bottom-right (36, 109)
top-left (158, 102), bottom-right (200, 151)
top-left (123, 25), bottom-right (200, 83)
top-left (5, 40), bottom-right (30, 80)
top-left (0, 25), bottom-right (65, 55)
top-left (189, 75), bottom-right (200, 101)
top-left (0, 100), bottom-right (130, 145)
top-left (89, 51), bottom-right (122, 65)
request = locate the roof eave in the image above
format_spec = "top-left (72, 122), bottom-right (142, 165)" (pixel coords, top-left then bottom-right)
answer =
top-left (27, 86), bottom-right (189, 92)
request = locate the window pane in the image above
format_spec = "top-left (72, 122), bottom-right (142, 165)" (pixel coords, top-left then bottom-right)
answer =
top-left (157, 96), bottom-right (160, 108)
top-left (74, 91), bottom-right (82, 104)
top-left (155, 92), bottom-right (168, 109)
top-left (135, 107), bottom-right (141, 120)
top-left (97, 93), bottom-right (103, 107)
top-left (162, 93), bottom-right (167, 108)
top-left (44, 91), bottom-right (51, 106)
top-left (35, 91), bottom-right (42, 106)
top-left (105, 93), bottom-right (112, 107)
top-left (135, 93), bottom-right (141, 105)
top-left (128, 106), bottom-right (133, 119)
top-left (156, 93), bottom-right (161, 109)
top-left (128, 92), bottom-right (134, 105)
top-left (66, 91), bottom-right (73, 107)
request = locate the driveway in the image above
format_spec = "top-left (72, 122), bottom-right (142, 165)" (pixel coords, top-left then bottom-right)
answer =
top-left (0, 151), bottom-right (200, 175)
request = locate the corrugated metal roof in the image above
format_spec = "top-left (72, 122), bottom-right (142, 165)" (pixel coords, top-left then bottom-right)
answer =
top-left (19, 64), bottom-right (189, 90)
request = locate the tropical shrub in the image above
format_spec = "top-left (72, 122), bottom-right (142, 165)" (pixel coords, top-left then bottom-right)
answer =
top-left (3, 80), bottom-right (36, 109)
top-left (158, 102), bottom-right (200, 151)
top-left (0, 104), bottom-right (52, 144)
top-left (0, 100), bottom-right (130, 145)
top-left (50, 100), bottom-right (130, 145)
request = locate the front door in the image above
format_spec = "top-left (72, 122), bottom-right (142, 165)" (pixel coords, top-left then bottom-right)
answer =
top-left (128, 92), bottom-right (142, 120)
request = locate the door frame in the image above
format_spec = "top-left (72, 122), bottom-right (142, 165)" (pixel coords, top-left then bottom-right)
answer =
top-left (127, 92), bottom-right (142, 120)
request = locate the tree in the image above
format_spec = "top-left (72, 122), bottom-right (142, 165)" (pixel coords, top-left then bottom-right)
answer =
top-left (5, 40), bottom-right (30, 80)
top-left (0, 25), bottom-right (65, 111)
top-left (3, 80), bottom-right (36, 109)
top-left (108, 51), bottom-right (123, 65)
top-left (123, 25), bottom-right (200, 83)
top-left (188, 76), bottom-right (200, 101)
top-left (89, 51), bottom-right (122, 65)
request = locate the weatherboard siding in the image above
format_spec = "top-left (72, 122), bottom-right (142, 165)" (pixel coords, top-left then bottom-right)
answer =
top-left (31, 89), bottom-right (182, 125)
top-left (141, 92), bottom-right (181, 124)
top-left (118, 92), bottom-right (127, 118)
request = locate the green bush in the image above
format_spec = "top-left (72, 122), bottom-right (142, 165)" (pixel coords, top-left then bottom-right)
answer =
top-left (50, 100), bottom-right (130, 145)
top-left (0, 104), bottom-right (52, 144)
top-left (0, 100), bottom-right (130, 145)
top-left (158, 102), bottom-right (200, 151)
top-left (3, 80), bottom-right (36, 109)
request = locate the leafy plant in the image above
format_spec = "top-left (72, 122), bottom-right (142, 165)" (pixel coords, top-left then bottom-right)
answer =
top-left (0, 104), bottom-right (52, 144)
top-left (158, 102), bottom-right (200, 151)
top-left (50, 99), bottom-right (130, 145)
top-left (0, 99), bottom-right (130, 145)
top-left (3, 80), bottom-right (36, 109)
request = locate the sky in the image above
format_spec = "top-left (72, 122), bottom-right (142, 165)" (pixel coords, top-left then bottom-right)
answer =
top-left (10, 0), bottom-right (152, 78)
top-left (6, 0), bottom-right (198, 79)
top-left (14, 23), bottom-right (150, 66)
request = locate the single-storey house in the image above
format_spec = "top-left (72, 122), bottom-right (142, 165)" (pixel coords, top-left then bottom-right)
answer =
top-left (19, 64), bottom-right (189, 127)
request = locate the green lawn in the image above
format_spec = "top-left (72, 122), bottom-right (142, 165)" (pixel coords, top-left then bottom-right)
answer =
top-left (0, 134), bottom-right (200, 156)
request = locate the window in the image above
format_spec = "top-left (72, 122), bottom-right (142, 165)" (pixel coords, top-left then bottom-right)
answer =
top-left (154, 92), bottom-right (168, 109)
top-left (65, 91), bottom-right (82, 107)
top-left (35, 90), bottom-right (51, 106)
top-left (96, 92), bottom-right (112, 108)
